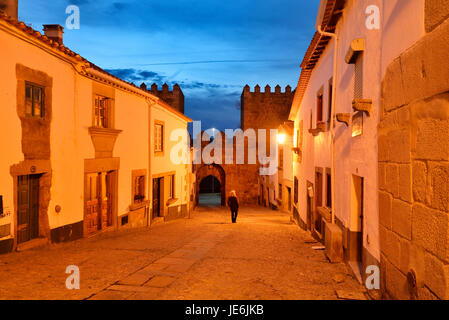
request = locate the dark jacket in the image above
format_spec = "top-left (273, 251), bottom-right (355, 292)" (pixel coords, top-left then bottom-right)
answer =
top-left (227, 196), bottom-right (239, 211)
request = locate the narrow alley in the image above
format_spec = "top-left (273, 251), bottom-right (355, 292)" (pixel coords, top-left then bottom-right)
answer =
top-left (0, 206), bottom-right (365, 300)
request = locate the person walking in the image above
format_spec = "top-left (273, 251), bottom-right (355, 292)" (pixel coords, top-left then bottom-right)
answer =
top-left (227, 190), bottom-right (239, 223)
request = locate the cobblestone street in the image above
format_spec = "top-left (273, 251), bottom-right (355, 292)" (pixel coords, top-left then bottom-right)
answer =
top-left (0, 206), bottom-right (366, 300)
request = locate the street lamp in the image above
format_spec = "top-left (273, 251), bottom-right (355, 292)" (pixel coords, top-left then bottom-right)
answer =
top-left (277, 133), bottom-right (286, 144)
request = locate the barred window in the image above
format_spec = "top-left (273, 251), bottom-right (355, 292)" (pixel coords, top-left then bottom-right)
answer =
top-left (155, 123), bottom-right (164, 153)
top-left (134, 175), bottom-right (146, 204)
top-left (354, 54), bottom-right (364, 99)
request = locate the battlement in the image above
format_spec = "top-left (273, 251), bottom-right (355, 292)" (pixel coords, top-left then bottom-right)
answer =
top-left (140, 82), bottom-right (185, 114)
top-left (240, 84), bottom-right (294, 131)
top-left (242, 84), bottom-right (293, 96)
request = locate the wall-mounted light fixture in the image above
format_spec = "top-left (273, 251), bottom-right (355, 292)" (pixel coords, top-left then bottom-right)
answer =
top-left (277, 133), bottom-right (286, 144)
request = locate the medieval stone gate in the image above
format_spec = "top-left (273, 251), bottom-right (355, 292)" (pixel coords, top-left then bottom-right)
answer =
top-left (195, 164), bottom-right (226, 206)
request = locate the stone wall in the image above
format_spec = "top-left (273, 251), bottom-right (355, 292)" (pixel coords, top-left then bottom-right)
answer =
top-left (379, 11), bottom-right (449, 299)
top-left (194, 135), bottom-right (260, 205)
top-left (140, 83), bottom-right (185, 114)
top-left (241, 85), bottom-right (294, 131)
top-left (194, 86), bottom-right (294, 206)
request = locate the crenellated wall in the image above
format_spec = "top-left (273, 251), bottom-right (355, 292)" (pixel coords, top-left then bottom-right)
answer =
top-left (241, 85), bottom-right (294, 131)
top-left (140, 83), bottom-right (185, 114)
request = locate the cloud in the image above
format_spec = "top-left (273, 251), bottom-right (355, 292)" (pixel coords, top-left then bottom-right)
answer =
top-left (23, 0), bottom-right (316, 131)
top-left (105, 68), bottom-right (241, 130)
top-left (138, 59), bottom-right (294, 66)
top-left (66, 0), bottom-right (91, 5)
top-left (105, 68), bottom-right (165, 84)
top-left (105, 68), bottom-right (238, 91)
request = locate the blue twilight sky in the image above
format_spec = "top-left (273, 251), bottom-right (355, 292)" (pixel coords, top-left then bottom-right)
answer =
top-left (19, 0), bottom-right (319, 131)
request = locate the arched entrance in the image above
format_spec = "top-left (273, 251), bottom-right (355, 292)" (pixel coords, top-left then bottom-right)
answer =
top-left (199, 175), bottom-right (222, 205)
top-left (195, 164), bottom-right (226, 206)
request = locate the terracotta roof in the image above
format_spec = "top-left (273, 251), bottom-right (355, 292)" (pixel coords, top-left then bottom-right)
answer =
top-left (0, 12), bottom-right (192, 123)
top-left (289, 0), bottom-right (345, 120)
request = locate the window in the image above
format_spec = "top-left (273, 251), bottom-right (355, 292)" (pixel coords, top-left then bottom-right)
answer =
top-left (25, 83), bottom-right (44, 118)
top-left (326, 171), bottom-right (332, 208)
top-left (294, 177), bottom-right (299, 204)
top-left (155, 123), bottom-right (164, 153)
top-left (316, 93), bottom-right (323, 123)
top-left (134, 175), bottom-right (146, 204)
top-left (278, 184), bottom-right (282, 200)
top-left (94, 95), bottom-right (111, 128)
top-left (168, 174), bottom-right (175, 199)
top-left (328, 78), bottom-right (333, 122)
top-left (354, 54), bottom-right (364, 99)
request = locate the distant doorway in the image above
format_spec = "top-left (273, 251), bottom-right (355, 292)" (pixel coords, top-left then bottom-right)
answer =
top-left (198, 175), bottom-right (222, 206)
top-left (195, 164), bottom-right (226, 206)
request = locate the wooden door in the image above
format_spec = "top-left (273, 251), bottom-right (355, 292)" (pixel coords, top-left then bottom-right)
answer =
top-left (85, 173), bottom-right (100, 235)
top-left (307, 194), bottom-right (312, 231)
top-left (351, 175), bottom-right (364, 262)
top-left (314, 171), bottom-right (323, 234)
top-left (105, 172), bottom-right (113, 227)
top-left (153, 178), bottom-right (161, 219)
top-left (17, 175), bottom-right (39, 244)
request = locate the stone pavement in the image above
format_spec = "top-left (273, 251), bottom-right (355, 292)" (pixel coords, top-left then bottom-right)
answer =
top-left (0, 205), bottom-right (367, 300)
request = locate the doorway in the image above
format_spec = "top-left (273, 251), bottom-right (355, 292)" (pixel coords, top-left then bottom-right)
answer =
top-left (153, 177), bottom-right (163, 218)
top-left (85, 171), bottom-right (114, 235)
top-left (306, 181), bottom-right (313, 231)
top-left (314, 170), bottom-right (323, 237)
top-left (198, 175), bottom-right (221, 206)
top-left (17, 174), bottom-right (40, 244)
top-left (351, 175), bottom-right (364, 263)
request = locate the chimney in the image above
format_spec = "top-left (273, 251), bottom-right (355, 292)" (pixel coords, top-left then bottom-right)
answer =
top-left (0, 0), bottom-right (18, 19)
top-left (43, 24), bottom-right (64, 44)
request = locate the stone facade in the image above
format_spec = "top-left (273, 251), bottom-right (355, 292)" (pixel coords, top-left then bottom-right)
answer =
top-left (193, 134), bottom-right (260, 205)
top-left (241, 85), bottom-right (294, 131)
top-left (194, 85), bottom-right (294, 206)
top-left (379, 6), bottom-right (449, 299)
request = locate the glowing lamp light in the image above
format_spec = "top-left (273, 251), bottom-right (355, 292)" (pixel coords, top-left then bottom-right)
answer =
top-left (277, 133), bottom-right (286, 144)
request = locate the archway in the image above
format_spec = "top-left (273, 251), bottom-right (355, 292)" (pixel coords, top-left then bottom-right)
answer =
top-left (195, 164), bottom-right (226, 206)
top-left (198, 175), bottom-right (222, 206)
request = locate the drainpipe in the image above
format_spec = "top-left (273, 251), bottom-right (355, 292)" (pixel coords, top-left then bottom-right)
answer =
top-left (146, 98), bottom-right (153, 227)
top-left (316, 25), bottom-right (338, 225)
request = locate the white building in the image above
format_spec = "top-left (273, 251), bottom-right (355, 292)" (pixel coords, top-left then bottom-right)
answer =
top-left (0, 2), bottom-right (192, 253)
top-left (289, 0), bottom-right (425, 285)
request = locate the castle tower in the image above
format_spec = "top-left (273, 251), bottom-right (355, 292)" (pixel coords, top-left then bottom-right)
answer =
top-left (140, 82), bottom-right (185, 114)
top-left (240, 84), bottom-right (295, 131)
